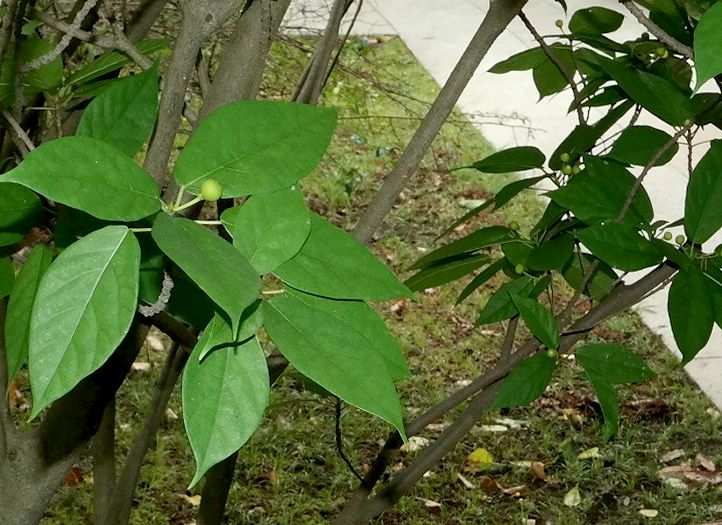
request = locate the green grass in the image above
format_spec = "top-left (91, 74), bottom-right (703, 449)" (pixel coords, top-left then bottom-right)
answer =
top-left (38, 37), bottom-right (722, 525)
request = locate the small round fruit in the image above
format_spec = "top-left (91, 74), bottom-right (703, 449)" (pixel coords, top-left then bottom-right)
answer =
top-left (200, 179), bottom-right (223, 201)
top-left (572, 165), bottom-right (581, 175)
top-left (509, 221), bottom-right (520, 231)
top-left (514, 263), bottom-right (525, 275)
top-left (655, 47), bottom-right (668, 59)
top-left (546, 348), bottom-right (558, 359)
top-left (675, 234), bottom-right (686, 245)
top-left (663, 231), bottom-right (673, 241)
top-left (561, 164), bottom-right (573, 175)
top-left (559, 152), bottom-right (571, 163)
top-left (555, 19), bottom-right (564, 28)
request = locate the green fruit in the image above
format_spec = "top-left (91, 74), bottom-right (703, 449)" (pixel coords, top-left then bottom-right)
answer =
top-left (663, 231), bottom-right (673, 241)
top-left (655, 47), bottom-right (668, 59)
top-left (561, 164), bottom-right (573, 175)
top-left (572, 165), bottom-right (581, 175)
top-left (559, 152), bottom-right (571, 163)
top-left (675, 234), bottom-right (686, 245)
top-left (555, 19), bottom-right (564, 28)
top-left (546, 348), bottom-right (558, 359)
top-left (514, 264), bottom-right (525, 275)
top-left (509, 221), bottom-right (520, 231)
top-left (200, 179), bottom-right (223, 201)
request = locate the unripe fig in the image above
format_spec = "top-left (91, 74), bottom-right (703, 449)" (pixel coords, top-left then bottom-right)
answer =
top-left (509, 221), bottom-right (520, 231)
top-left (514, 263), bottom-right (525, 275)
top-left (561, 164), bottom-right (573, 175)
top-left (655, 47), bottom-right (668, 59)
top-left (675, 234), bottom-right (686, 245)
top-left (555, 19), bottom-right (564, 28)
top-left (200, 179), bottom-right (223, 201)
top-left (572, 165), bottom-right (581, 175)
top-left (559, 152), bottom-right (571, 163)
top-left (546, 348), bottom-right (558, 359)
top-left (663, 231), bottom-right (673, 241)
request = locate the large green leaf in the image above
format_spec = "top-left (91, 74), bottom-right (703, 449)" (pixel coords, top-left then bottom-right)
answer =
top-left (28, 226), bottom-right (140, 418)
top-left (151, 214), bottom-right (260, 335)
top-left (576, 223), bottom-right (662, 271)
top-left (66, 39), bottom-right (168, 86)
top-left (532, 45), bottom-right (576, 99)
top-left (198, 301), bottom-right (264, 361)
top-left (1, 136), bottom-right (160, 221)
top-left (493, 176), bottom-right (547, 209)
top-left (510, 295), bottom-right (560, 350)
top-left (4, 245), bottom-right (52, 382)
top-left (0, 257), bottom-right (13, 299)
top-left (0, 183), bottom-right (42, 246)
top-left (273, 214), bottom-right (411, 301)
top-left (477, 276), bottom-right (535, 325)
top-left (685, 140), bottom-right (722, 244)
top-left (77, 65), bottom-right (159, 156)
top-left (183, 318), bottom-right (269, 488)
top-left (694, 1), bottom-right (722, 91)
top-left (405, 253), bottom-right (489, 292)
top-left (262, 294), bottom-right (406, 440)
top-left (174, 101), bottom-right (336, 197)
top-left (456, 258), bottom-right (507, 304)
top-left (569, 6), bottom-right (624, 34)
top-left (412, 226), bottom-right (514, 269)
top-left (489, 47), bottom-right (546, 73)
top-left (286, 289), bottom-right (409, 381)
top-left (0, 38), bottom-right (63, 105)
top-left (527, 234), bottom-right (575, 272)
top-left (221, 187), bottom-right (310, 274)
top-left (585, 374), bottom-right (620, 441)
top-left (468, 147), bottom-right (545, 173)
top-left (668, 267), bottom-right (714, 363)
top-left (607, 126), bottom-right (678, 167)
top-left (596, 56), bottom-right (693, 126)
top-left (576, 343), bottom-right (655, 384)
top-left (493, 352), bottom-right (557, 408)
top-left (549, 156), bottom-right (654, 227)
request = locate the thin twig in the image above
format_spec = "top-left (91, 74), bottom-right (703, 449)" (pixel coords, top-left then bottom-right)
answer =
top-left (498, 316), bottom-right (518, 366)
top-left (620, 0), bottom-right (693, 59)
top-left (519, 11), bottom-right (584, 125)
top-left (335, 400), bottom-right (363, 481)
top-left (1, 108), bottom-right (34, 156)
top-left (322, 0), bottom-right (363, 88)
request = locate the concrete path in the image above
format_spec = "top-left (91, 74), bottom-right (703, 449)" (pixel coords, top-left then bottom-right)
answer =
top-left (285, 1), bottom-right (722, 409)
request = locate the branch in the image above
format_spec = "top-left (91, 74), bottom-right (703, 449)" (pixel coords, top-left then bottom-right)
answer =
top-left (0, 298), bottom-right (11, 457)
top-left (621, 0), bottom-right (693, 59)
top-left (353, 0), bottom-right (529, 243)
top-left (498, 316), bottom-right (518, 366)
top-left (100, 0), bottom-right (153, 69)
top-left (518, 10), bottom-right (584, 125)
top-left (92, 400), bottom-right (116, 522)
top-left (0, 108), bottom-right (33, 157)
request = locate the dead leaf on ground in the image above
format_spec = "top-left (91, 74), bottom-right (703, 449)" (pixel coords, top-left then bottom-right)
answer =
top-left (531, 461), bottom-right (548, 482)
top-left (578, 447), bottom-right (600, 460)
top-left (697, 453), bottom-right (716, 472)
top-left (401, 436), bottom-right (430, 453)
top-left (659, 449), bottom-right (685, 463)
top-left (415, 497), bottom-right (441, 514)
top-left (457, 472), bottom-right (474, 489)
top-left (563, 486), bottom-right (581, 507)
top-left (131, 361), bottom-right (151, 372)
top-left (639, 508), bottom-right (659, 518)
top-left (64, 466), bottom-right (84, 487)
top-left (479, 424), bottom-right (508, 433)
top-left (658, 459), bottom-right (722, 488)
top-left (467, 447), bottom-right (494, 468)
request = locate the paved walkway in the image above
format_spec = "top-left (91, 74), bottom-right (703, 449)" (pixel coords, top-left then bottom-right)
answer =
top-left (286, 0), bottom-right (722, 409)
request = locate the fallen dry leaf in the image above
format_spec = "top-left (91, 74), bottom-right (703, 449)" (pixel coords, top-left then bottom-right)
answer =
top-left (639, 508), bottom-right (659, 518)
top-left (683, 471), bottom-right (722, 487)
top-left (494, 417), bottom-right (527, 429)
top-left (479, 424), bottom-right (508, 433)
top-left (178, 494), bottom-right (202, 507)
top-left (467, 447), bottom-right (494, 467)
top-left (145, 333), bottom-right (165, 351)
top-left (563, 486), bottom-right (581, 507)
top-left (479, 475), bottom-right (503, 493)
top-left (457, 472), bottom-right (474, 489)
top-left (578, 447), bottom-right (600, 460)
top-left (502, 484), bottom-right (527, 497)
top-left (64, 466), bottom-right (84, 487)
top-left (659, 449), bottom-right (685, 463)
top-left (131, 361), bottom-right (151, 372)
top-left (415, 497), bottom-right (441, 515)
top-left (697, 453), bottom-right (716, 472)
top-left (531, 461), bottom-right (547, 482)
top-left (401, 436), bottom-right (430, 453)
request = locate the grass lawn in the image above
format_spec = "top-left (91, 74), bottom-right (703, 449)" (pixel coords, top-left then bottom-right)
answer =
top-left (35, 35), bottom-right (722, 525)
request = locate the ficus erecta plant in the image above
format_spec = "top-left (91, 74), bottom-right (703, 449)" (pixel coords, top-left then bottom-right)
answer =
top-left (404, 1), bottom-right (722, 442)
top-left (0, 63), bottom-right (412, 487)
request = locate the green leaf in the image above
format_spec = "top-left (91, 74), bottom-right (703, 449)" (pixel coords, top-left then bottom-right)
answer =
top-left (501, 241), bottom-right (532, 266)
top-left (576, 223), bottom-right (662, 271)
top-left (576, 343), bottom-right (655, 384)
top-left (477, 276), bottom-right (535, 325)
top-left (174, 101), bottom-right (336, 197)
top-left (28, 226), bottom-right (139, 418)
top-left (562, 253), bottom-right (618, 301)
top-left (548, 156), bottom-right (654, 227)
top-left (183, 319), bottom-right (268, 488)
top-left (67, 39), bottom-right (168, 86)
top-left (569, 7), bottom-right (624, 34)
top-left (685, 140), bottom-right (722, 244)
top-left (0, 183), bottom-right (42, 246)
top-left (493, 352), bottom-right (557, 408)
top-left (286, 289), bottom-right (409, 381)
top-left (607, 126), bottom-right (678, 167)
top-left (510, 295), bottom-right (560, 349)
top-left (4, 245), bottom-right (52, 382)
top-left (151, 214), bottom-right (260, 335)
top-left (412, 226), bottom-right (514, 269)
top-left (262, 294), bottom-right (406, 440)
top-left (221, 187), bottom-right (310, 274)
top-left (274, 214), bottom-right (411, 301)
top-left (532, 46), bottom-right (576, 98)
top-left (527, 234), bottom-right (575, 272)
top-left (405, 253), bottom-right (489, 292)
top-left (1, 136), bottom-right (160, 221)
top-left (585, 374), bottom-right (620, 441)
top-left (198, 301), bottom-right (263, 361)
top-left (489, 47), bottom-right (546, 73)
top-left (494, 176), bottom-right (547, 209)
top-left (694, 1), bottom-right (722, 91)
top-left (469, 147), bottom-right (545, 173)
top-left (0, 38), bottom-right (63, 105)
top-left (0, 257), bottom-right (13, 299)
top-left (596, 56), bottom-right (693, 126)
top-left (76, 65), bottom-right (159, 156)
top-left (668, 267), bottom-right (714, 363)
top-left (456, 258), bottom-right (507, 304)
